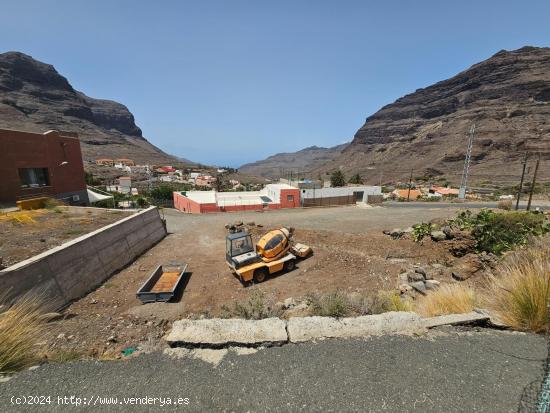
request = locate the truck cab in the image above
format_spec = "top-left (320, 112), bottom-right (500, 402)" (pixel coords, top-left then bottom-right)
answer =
top-left (226, 232), bottom-right (259, 269)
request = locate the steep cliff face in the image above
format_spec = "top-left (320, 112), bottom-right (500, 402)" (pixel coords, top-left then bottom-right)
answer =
top-left (239, 144), bottom-right (348, 179)
top-left (314, 46), bottom-right (550, 184)
top-left (0, 51), bottom-right (175, 164)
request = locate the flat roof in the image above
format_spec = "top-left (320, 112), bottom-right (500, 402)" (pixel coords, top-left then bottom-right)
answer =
top-left (182, 191), bottom-right (217, 203)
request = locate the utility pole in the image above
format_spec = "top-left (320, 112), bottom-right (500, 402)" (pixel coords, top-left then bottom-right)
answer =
top-left (526, 154), bottom-right (540, 211)
top-left (459, 123), bottom-right (476, 199)
top-left (406, 168), bottom-right (413, 201)
top-left (515, 153), bottom-right (528, 210)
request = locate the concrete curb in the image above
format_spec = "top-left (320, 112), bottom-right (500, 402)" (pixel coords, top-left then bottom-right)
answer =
top-left (166, 318), bottom-right (288, 347)
top-left (166, 311), bottom-right (492, 348)
top-left (287, 312), bottom-right (422, 343)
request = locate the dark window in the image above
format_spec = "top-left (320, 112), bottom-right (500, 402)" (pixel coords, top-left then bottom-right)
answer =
top-left (265, 234), bottom-right (283, 250)
top-left (18, 168), bottom-right (49, 188)
top-left (287, 195), bottom-right (294, 202)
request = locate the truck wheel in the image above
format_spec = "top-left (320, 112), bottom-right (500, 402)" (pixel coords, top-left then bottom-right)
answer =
top-left (285, 260), bottom-right (296, 272)
top-left (254, 268), bottom-right (269, 283)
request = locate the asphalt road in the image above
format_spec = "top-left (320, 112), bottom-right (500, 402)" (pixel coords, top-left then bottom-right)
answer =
top-left (0, 329), bottom-right (546, 412)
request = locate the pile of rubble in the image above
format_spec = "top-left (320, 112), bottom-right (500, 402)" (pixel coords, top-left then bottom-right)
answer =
top-left (224, 221), bottom-right (263, 234)
top-left (398, 265), bottom-right (442, 297)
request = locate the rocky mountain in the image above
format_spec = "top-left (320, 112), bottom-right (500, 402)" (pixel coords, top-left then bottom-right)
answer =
top-left (239, 144), bottom-right (348, 179)
top-left (243, 46), bottom-right (550, 185)
top-left (0, 51), bottom-right (177, 164)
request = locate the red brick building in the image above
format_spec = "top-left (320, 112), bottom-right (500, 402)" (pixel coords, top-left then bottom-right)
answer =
top-left (0, 128), bottom-right (89, 205)
top-left (173, 184), bottom-right (300, 214)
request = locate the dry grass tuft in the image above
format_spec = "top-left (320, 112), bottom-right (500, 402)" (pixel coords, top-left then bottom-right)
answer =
top-left (415, 284), bottom-right (477, 317)
top-left (0, 294), bottom-right (57, 373)
top-left (484, 239), bottom-right (550, 333)
top-left (220, 290), bottom-right (283, 320)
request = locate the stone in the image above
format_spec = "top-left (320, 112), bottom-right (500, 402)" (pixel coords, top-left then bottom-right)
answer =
top-left (287, 312), bottom-right (424, 343)
top-left (430, 230), bottom-right (447, 241)
top-left (414, 266), bottom-right (427, 276)
top-left (425, 280), bottom-right (441, 290)
top-left (422, 312), bottom-right (490, 328)
top-left (398, 284), bottom-right (413, 293)
top-left (403, 227), bottom-right (414, 233)
top-left (390, 228), bottom-right (404, 238)
top-left (442, 226), bottom-right (453, 239)
top-left (166, 318), bottom-right (288, 346)
top-left (409, 281), bottom-right (427, 295)
top-left (28, 365), bottom-right (40, 371)
top-left (407, 271), bottom-right (425, 282)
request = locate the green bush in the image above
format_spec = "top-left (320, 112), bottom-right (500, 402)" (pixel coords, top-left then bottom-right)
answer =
top-left (450, 209), bottom-right (549, 255)
top-left (412, 223), bottom-right (434, 242)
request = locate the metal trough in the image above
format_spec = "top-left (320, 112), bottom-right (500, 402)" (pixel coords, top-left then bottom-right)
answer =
top-left (136, 262), bottom-right (188, 303)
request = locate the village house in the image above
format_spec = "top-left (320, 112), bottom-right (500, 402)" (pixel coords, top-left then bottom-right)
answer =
top-left (0, 128), bottom-right (89, 205)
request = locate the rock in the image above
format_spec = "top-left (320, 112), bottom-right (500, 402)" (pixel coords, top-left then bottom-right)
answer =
top-left (107, 335), bottom-right (117, 343)
top-left (414, 266), bottom-right (427, 276)
top-left (390, 228), bottom-right (404, 239)
top-left (246, 222), bottom-right (255, 226)
top-left (57, 333), bottom-right (66, 340)
top-left (28, 365), bottom-right (40, 371)
top-left (287, 312), bottom-right (424, 343)
top-left (430, 230), bottom-right (447, 241)
top-left (382, 229), bottom-right (391, 235)
top-left (452, 272), bottom-right (470, 281)
top-left (422, 312), bottom-right (490, 328)
top-left (442, 226), bottom-right (453, 239)
top-left (431, 263), bottom-right (445, 269)
top-left (409, 281), bottom-right (427, 295)
top-left (403, 227), bottom-right (414, 234)
top-left (90, 298), bottom-right (98, 304)
top-left (407, 271), bottom-right (425, 282)
top-left (399, 272), bottom-right (409, 283)
top-left (425, 280), bottom-right (441, 290)
top-left (166, 318), bottom-right (288, 346)
top-left (398, 284), bottom-right (413, 293)
top-left (0, 376), bottom-right (12, 383)
top-left (234, 221), bottom-right (243, 227)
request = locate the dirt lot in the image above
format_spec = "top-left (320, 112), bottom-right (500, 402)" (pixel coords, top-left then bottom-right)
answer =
top-left (0, 207), bottom-right (130, 268)
top-left (40, 205), bottom-right (486, 359)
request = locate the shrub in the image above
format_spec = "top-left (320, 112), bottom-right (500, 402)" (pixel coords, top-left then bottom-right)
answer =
top-left (0, 294), bottom-right (57, 373)
top-left (330, 170), bottom-right (346, 187)
top-left (415, 284), bottom-right (477, 317)
top-left (411, 223), bottom-right (434, 242)
top-left (371, 291), bottom-right (413, 314)
top-left (306, 291), bottom-right (351, 317)
top-left (485, 239), bottom-right (550, 333)
top-left (220, 290), bottom-right (282, 320)
top-left (449, 209), bottom-right (549, 255)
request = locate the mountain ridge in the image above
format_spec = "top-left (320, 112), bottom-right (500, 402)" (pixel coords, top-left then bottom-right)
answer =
top-left (0, 51), bottom-right (178, 165)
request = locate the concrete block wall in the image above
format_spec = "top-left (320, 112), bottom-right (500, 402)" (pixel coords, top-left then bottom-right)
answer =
top-left (0, 206), bottom-right (167, 309)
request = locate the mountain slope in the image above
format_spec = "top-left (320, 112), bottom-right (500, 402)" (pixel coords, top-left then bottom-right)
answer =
top-left (239, 144), bottom-right (348, 179)
top-left (242, 47), bottom-right (550, 185)
top-left (313, 46), bottom-right (550, 184)
top-left (0, 51), bottom-right (177, 164)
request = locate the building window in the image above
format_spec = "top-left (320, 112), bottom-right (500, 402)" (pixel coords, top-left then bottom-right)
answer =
top-left (18, 168), bottom-right (50, 188)
top-left (287, 195), bottom-right (294, 202)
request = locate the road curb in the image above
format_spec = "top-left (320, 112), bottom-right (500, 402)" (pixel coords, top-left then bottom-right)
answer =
top-left (166, 311), bottom-right (493, 348)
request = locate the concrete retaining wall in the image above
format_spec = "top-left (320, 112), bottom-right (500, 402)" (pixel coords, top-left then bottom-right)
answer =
top-left (0, 206), bottom-right (166, 309)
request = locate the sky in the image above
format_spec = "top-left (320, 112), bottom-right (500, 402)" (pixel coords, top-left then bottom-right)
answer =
top-left (2, 1), bottom-right (550, 167)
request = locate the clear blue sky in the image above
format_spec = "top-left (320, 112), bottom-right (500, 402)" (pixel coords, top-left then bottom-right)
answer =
top-left (2, 1), bottom-right (550, 166)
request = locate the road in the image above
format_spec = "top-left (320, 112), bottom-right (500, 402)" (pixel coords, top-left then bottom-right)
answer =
top-left (0, 329), bottom-right (546, 412)
top-left (162, 200), bottom-right (549, 235)
top-left (163, 204), bottom-right (462, 234)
